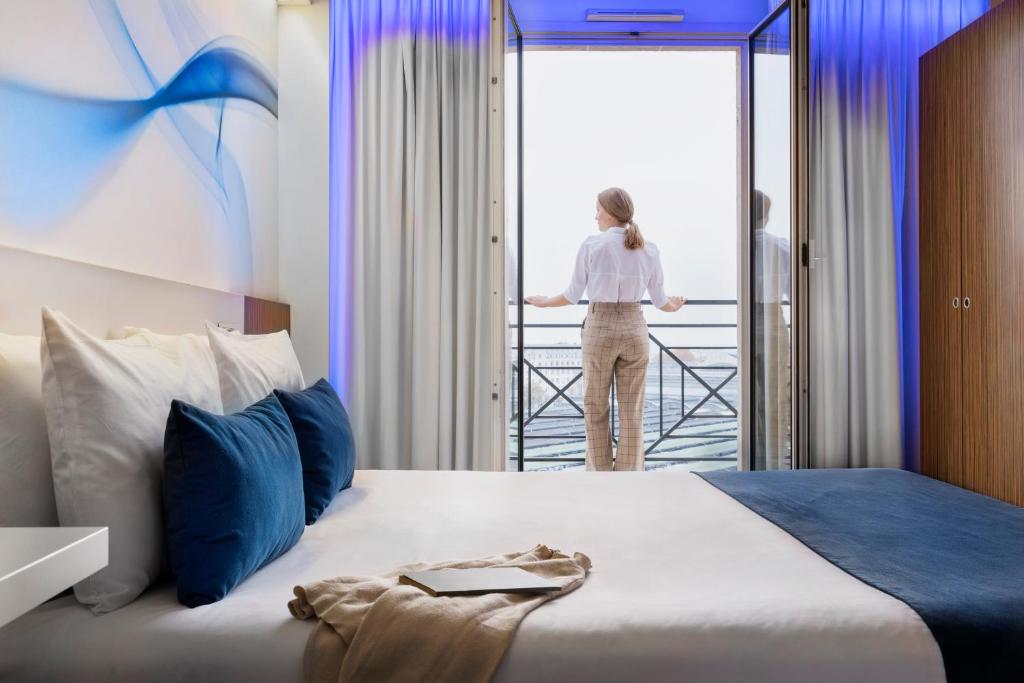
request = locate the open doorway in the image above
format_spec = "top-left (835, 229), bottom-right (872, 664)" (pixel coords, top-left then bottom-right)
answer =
top-left (505, 1), bottom-right (803, 473)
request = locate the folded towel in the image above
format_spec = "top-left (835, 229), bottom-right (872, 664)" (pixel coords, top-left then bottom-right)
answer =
top-left (289, 544), bottom-right (592, 683)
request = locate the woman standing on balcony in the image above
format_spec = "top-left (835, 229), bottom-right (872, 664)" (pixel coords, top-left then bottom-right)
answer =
top-left (526, 187), bottom-right (686, 471)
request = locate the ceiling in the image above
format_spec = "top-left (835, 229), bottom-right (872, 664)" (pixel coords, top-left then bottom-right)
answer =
top-left (508, 0), bottom-right (777, 37)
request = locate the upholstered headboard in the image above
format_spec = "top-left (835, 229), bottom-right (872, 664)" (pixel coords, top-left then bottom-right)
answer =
top-left (0, 245), bottom-right (288, 337)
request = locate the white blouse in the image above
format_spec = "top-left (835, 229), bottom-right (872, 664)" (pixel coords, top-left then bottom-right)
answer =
top-left (562, 227), bottom-right (669, 307)
top-left (754, 230), bottom-right (791, 304)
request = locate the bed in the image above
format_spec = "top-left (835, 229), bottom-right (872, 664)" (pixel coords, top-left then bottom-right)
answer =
top-left (0, 469), bottom-right (948, 682)
top-left (3, 248), bottom-right (1021, 683)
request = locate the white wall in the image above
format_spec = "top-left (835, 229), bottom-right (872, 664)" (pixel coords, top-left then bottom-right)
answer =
top-left (278, 1), bottom-right (330, 381)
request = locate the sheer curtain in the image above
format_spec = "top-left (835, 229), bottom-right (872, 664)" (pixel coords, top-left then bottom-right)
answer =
top-left (329, 0), bottom-right (499, 470)
top-left (809, 0), bottom-right (988, 469)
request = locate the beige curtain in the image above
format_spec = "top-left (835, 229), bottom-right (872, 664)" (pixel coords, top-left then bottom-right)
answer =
top-left (808, 0), bottom-right (987, 469)
top-left (808, 2), bottom-right (903, 468)
top-left (342, 1), bottom-right (497, 470)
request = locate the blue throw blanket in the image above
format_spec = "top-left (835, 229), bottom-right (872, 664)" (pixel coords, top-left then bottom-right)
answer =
top-left (698, 468), bottom-right (1024, 683)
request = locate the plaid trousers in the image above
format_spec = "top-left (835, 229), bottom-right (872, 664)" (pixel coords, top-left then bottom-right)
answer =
top-left (754, 303), bottom-right (791, 469)
top-left (581, 303), bottom-right (649, 471)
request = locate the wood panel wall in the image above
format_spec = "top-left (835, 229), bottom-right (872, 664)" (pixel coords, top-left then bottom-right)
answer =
top-left (920, 0), bottom-right (1024, 506)
top-left (244, 296), bottom-right (291, 335)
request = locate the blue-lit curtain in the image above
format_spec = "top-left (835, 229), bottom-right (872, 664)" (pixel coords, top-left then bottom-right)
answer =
top-left (329, 0), bottom-right (497, 470)
top-left (808, 0), bottom-right (988, 469)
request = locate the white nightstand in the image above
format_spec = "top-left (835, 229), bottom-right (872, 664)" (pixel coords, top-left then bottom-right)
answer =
top-left (0, 527), bottom-right (107, 628)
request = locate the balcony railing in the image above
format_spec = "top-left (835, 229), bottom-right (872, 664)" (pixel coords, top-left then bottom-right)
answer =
top-left (509, 300), bottom-right (740, 471)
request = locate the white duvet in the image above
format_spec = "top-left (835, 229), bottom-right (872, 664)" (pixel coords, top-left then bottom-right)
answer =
top-left (0, 471), bottom-right (944, 682)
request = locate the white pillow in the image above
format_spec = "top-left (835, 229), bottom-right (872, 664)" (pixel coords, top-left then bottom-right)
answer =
top-left (0, 334), bottom-right (58, 527)
top-left (113, 326), bottom-right (213, 352)
top-left (40, 308), bottom-right (222, 613)
top-left (206, 323), bottom-right (304, 413)
top-left (110, 325), bottom-right (237, 344)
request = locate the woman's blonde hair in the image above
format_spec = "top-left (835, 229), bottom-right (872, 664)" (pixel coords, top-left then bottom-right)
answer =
top-left (598, 187), bottom-right (644, 250)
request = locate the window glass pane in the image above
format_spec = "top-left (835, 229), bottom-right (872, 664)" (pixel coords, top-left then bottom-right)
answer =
top-left (751, 7), bottom-right (793, 470)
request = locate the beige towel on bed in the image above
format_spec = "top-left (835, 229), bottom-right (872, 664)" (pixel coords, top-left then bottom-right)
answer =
top-left (288, 544), bottom-right (592, 683)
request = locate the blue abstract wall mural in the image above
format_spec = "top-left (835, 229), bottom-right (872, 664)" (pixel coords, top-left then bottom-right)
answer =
top-left (0, 0), bottom-right (278, 296)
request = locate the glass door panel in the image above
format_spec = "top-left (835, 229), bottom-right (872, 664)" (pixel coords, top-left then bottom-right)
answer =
top-left (750, 4), bottom-right (793, 470)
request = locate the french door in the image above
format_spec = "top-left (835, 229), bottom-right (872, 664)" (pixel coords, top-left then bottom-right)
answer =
top-left (502, 0), bottom-right (806, 472)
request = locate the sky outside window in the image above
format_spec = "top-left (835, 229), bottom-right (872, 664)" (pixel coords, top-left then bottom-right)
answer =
top-left (517, 49), bottom-right (739, 349)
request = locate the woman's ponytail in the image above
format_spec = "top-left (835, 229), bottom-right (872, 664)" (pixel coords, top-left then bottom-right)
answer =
top-left (598, 187), bottom-right (645, 250)
top-left (624, 219), bottom-right (645, 250)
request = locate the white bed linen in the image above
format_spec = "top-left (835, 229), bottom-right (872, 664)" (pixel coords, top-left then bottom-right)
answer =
top-left (0, 471), bottom-right (944, 682)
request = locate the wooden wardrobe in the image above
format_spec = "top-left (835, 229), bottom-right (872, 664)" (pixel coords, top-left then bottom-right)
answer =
top-left (920, 0), bottom-right (1024, 506)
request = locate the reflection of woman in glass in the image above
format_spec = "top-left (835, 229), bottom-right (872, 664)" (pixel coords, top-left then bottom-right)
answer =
top-left (526, 187), bottom-right (685, 471)
top-left (753, 189), bottom-right (791, 469)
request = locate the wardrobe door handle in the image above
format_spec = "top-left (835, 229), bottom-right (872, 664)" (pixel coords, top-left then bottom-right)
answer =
top-left (953, 297), bottom-right (960, 309)
top-left (964, 297), bottom-right (971, 309)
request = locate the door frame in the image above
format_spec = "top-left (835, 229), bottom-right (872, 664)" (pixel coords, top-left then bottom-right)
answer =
top-left (501, 1), bottom-right (800, 473)
top-left (794, 0), bottom-right (809, 470)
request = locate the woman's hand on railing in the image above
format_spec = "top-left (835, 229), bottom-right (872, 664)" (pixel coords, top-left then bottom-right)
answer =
top-left (659, 296), bottom-right (687, 313)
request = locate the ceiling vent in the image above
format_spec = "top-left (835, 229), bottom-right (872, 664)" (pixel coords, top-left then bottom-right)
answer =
top-left (585, 9), bottom-right (685, 23)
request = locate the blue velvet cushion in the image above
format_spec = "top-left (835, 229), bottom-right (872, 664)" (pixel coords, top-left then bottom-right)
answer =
top-left (274, 378), bottom-right (355, 524)
top-left (163, 394), bottom-right (305, 608)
